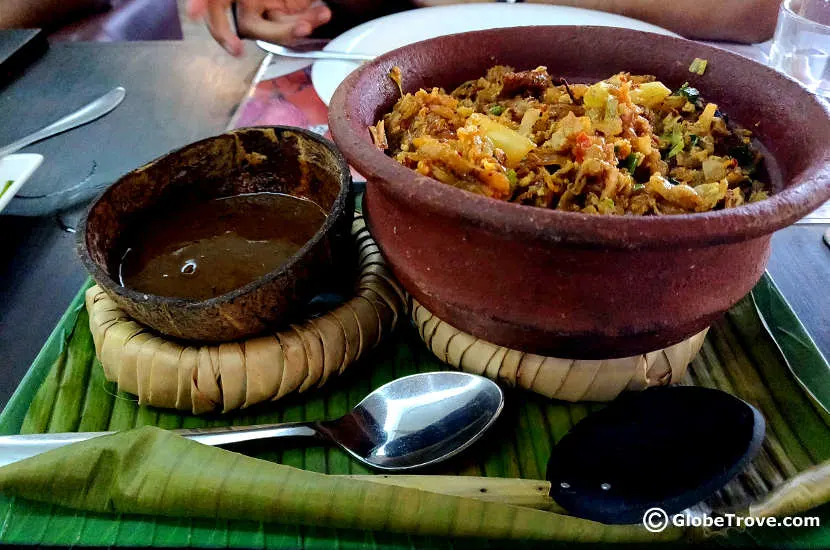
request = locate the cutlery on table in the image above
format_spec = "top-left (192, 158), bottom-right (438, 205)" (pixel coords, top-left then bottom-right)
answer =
top-left (0, 372), bottom-right (504, 471)
top-left (256, 40), bottom-right (374, 62)
top-left (0, 87), bottom-right (126, 159)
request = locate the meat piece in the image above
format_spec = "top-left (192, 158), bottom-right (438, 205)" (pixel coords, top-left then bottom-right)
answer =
top-left (632, 115), bottom-right (651, 136)
top-left (369, 120), bottom-right (388, 151)
top-left (501, 67), bottom-right (552, 98)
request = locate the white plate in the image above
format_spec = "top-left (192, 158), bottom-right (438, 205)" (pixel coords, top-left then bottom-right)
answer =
top-left (311, 4), bottom-right (679, 105)
top-left (0, 154), bottom-right (44, 214)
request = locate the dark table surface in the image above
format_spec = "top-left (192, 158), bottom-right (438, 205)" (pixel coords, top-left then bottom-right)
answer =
top-left (0, 40), bottom-right (828, 410)
top-left (0, 39), bottom-right (263, 406)
top-left (767, 224), bottom-right (830, 353)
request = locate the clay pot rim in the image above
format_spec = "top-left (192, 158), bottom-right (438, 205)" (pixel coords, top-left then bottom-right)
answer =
top-left (329, 26), bottom-right (830, 249)
top-left (77, 125), bottom-right (351, 309)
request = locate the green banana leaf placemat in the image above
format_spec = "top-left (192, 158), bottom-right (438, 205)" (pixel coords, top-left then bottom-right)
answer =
top-left (0, 274), bottom-right (829, 548)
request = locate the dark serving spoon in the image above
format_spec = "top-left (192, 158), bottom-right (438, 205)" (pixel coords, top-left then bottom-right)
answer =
top-left (545, 385), bottom-right (765, 524)
top-left (357, 386), bottom-right (765, 524)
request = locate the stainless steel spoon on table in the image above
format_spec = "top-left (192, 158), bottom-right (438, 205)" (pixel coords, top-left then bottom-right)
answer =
top-left (0, 87), bottom-right (126, 159)
top-left (256, 40), bottom-right (374, 61)
top-left (0, 372), bottom-right (504, 471)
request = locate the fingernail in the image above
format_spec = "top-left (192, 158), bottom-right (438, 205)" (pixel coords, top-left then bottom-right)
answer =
top-left (293, 22), bottom-right (312, 37)
top-left (318, 9), bottom-right (331, 23)
top-left (222, 40), bottom-right (242, 56)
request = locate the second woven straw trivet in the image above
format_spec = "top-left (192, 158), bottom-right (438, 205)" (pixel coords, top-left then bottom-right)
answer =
top-left (412, 298), bottom-right (707, 402)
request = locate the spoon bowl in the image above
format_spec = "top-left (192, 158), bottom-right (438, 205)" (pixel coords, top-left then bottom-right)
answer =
top-left (320, 372), bottom-right (505, 470)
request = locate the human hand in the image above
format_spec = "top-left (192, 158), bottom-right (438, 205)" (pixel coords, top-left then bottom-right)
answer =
top-left (187, 0), bottom-right (331, 56)
top-left (240, 2), bottom-right (332, 45)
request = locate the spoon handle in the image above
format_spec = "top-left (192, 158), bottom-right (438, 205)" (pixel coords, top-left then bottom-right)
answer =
top-left (0, 87), bottom-right (126, 159)
top-left (0, 431), bottom-right (113, 468)
top-left (0, 422), bottom-right (327, 468)
top-left (255, 40), bottom-right (374, 61)
top-left (176, 422), bottom-right (326, 447)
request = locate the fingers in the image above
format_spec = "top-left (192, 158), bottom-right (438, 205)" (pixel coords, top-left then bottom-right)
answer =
top-left (277, 4), bottom-right (331, 36)
top-left (239, 4), bottom-right (331, 43)
top-left (190, 0), bottom-right (310, 19)
top-left (187, 0), bottom-right (209, 19)
top-left (307, 4), bottom-right (332, 26)
top-left (283, 0), bottom-right (315, 13)
top-left (268, 0), bottom-right (314, 14)
top-left (238, 0), bottom-right (305, 14)
top-left (239, 9), bottom-right (299, 42)
top-left (206, 1), bottom-right (244, 56)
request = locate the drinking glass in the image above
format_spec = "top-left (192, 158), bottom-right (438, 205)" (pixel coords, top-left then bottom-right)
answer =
top-left (769, 0), bottom-right (830, 97)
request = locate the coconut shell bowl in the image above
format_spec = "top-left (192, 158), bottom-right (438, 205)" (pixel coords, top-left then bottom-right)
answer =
top-left (329, 26), bottom-right (830, 360)
top-left (78, 126), bottom-right (353, 343)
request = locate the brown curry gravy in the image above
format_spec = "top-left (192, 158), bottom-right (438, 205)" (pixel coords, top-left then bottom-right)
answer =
top-left (116, 192), bottom-right (327, 300)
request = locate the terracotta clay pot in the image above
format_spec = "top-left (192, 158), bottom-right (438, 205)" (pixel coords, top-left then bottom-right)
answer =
top-left (329, 26), bottom-right (830, 359)
top-left (79, 126), bottom-right (353, 342)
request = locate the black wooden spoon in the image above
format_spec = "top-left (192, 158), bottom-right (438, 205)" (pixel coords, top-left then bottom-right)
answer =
top-left (363, 385), bottom-right (765, 525)
top-left (546, 385), bottom-right (765, 524)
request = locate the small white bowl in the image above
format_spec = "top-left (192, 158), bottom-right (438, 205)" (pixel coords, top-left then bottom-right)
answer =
top-left (0, 154), bottom-right (44, 214)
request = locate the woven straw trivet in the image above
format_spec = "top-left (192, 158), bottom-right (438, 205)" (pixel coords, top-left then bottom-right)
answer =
top-left (86, 214), bottom-right (407, 414)
top-left (412, 299), bottom-right (708, 402)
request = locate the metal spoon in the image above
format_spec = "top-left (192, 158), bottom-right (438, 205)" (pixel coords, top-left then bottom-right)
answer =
top-left (0, 87), bottom-right (126, 159)
top-left (0, 372), bottom-right (503, 471)
top-left (256, 40), bottom-right (374, 61)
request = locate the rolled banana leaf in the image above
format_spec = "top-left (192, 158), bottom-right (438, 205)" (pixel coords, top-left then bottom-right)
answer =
top-left (0, 427), bottom-right (680, 543)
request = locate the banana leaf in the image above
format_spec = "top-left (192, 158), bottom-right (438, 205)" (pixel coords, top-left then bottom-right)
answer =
top-left (751, 276), bottom-right (830, 414)
top-left (0, 426), bottom-right (678, 544)
top-left (0, 274), bottom-right (829, 547)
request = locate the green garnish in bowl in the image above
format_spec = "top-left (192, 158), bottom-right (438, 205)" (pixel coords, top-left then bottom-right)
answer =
top-left (689, 58), bottom-right (708, 75)
top-left (1, 180), bottom-right (13, 198)
top-left (675, 82), bottom-right (701, 104)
